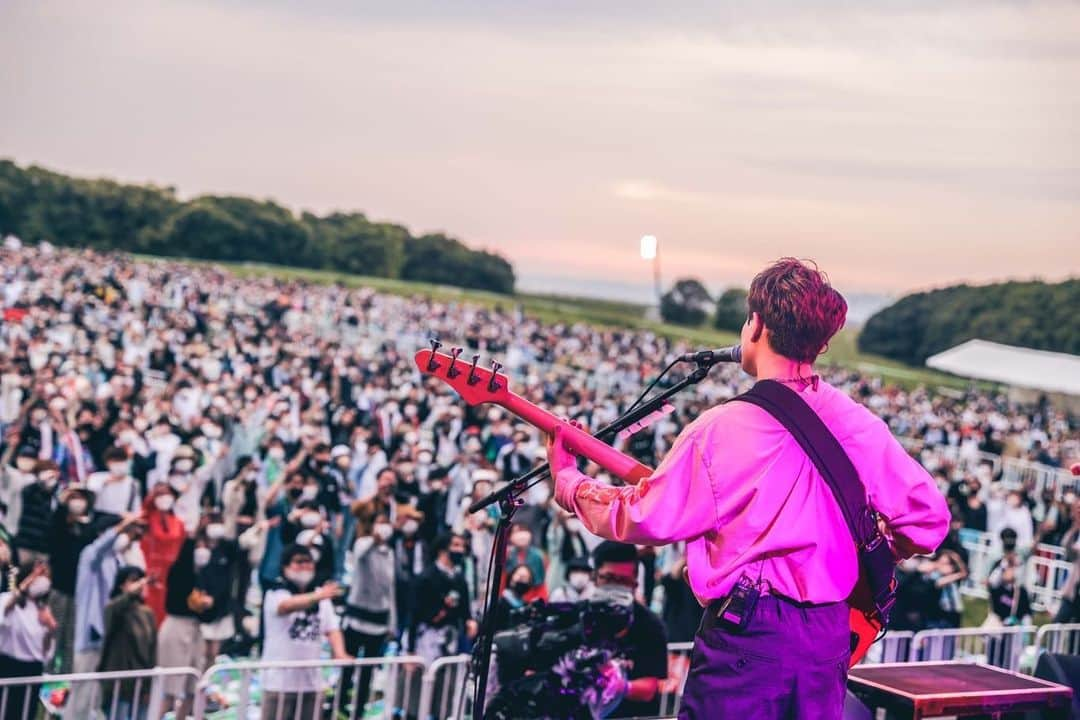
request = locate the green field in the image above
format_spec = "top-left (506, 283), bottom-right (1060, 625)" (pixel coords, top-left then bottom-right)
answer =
top-left (141, 255), bottom-right (974, 390)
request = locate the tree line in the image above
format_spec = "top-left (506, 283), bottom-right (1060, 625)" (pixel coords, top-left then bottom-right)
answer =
top-left (858, 279), bottom-right (1080, 365)
top-left (0, 160), bottom-right (516, 294)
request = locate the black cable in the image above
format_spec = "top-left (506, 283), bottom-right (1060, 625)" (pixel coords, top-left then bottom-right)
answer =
top-left (627, 356), bottom-right (681, 413)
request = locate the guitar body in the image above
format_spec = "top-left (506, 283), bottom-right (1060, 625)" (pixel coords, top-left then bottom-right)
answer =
top-left (847, 574), bottom-right (884, 667)
top-left (416, 346), bottom-right (882, 666)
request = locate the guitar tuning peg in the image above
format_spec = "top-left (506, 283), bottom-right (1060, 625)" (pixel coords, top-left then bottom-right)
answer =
top-left (487, 361), bottom-right (503, 392)
top-left (425, 338), bottom-right (442, 372)
top-left (447, 347), bottom-right (463, 378)
top-left (466, 354), bottom-right (481, 386)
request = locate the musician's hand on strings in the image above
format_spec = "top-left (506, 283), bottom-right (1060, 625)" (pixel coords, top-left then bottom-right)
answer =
top-left (545, 419), bottom-right (581, 476)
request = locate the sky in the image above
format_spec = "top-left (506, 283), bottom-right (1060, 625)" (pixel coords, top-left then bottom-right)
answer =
top-left (2, 0), bottom-right (1078, 304)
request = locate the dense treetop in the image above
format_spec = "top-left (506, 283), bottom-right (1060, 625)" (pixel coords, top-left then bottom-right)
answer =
top-left (859, 279), bottom-right (1080, 365)
top-left (0, 160), bottom-right (516, 294)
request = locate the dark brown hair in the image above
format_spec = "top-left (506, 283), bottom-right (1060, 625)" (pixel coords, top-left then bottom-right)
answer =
top-left (747, 258), bottom-right (847, 363)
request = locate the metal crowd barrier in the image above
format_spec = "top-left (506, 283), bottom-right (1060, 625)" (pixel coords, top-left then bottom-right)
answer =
top-left (657, 641), bottom-right (693, 717)
top-left (192, 655), bottom-right (426, 720)
top-left (1036, 623), bottom-right (1080, 655)
top-left (418, 655), bottom-right (471, 720)
top-left (2, 630), bottom-right (1075, 720)
top-left (0, 666), bottom-right (200, 720)
top-left (1001, 457), bottom-right (1078, 499)
top-left (909, 626), bottom-right (1038, 671)
top-left (1025, 554), bottom-right (1073, 614)
top-left (859, 631), bottom-right (915, 665)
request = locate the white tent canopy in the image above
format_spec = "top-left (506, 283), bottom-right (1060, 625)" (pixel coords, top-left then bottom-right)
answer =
top-left (926, 339), bottom-right (1080, 396)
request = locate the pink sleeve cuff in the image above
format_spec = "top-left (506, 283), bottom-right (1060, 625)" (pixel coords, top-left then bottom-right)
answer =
top-left (554, 466), bottom-right (587, 512)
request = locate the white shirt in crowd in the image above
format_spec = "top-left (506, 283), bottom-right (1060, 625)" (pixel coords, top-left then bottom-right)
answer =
top-left (0, 594), bottom-right (54, 664)
top-left (86, 473), bottom-right (142, 516)
top-left (260, 589), bottom-right (340, 693)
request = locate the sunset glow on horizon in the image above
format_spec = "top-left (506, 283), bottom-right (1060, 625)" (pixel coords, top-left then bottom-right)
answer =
top-left (2, 0), bottom-right (1077, 297)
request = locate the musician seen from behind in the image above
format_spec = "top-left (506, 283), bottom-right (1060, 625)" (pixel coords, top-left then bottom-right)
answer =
top-left (547, 258), bottom-right (950, 720)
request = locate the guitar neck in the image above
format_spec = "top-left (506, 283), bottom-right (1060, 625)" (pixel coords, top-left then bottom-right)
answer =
top-left (413, 346), bottom-right (652, 484)
top-left (500, 392), bottom-right (654, 484)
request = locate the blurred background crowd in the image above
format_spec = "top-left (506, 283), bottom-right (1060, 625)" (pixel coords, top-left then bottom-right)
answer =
top-left (1, 244), bottom-right (1078, 716)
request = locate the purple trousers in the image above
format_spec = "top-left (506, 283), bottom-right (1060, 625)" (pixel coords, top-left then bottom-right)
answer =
top-left (678, 594), bottom-right (851, 720)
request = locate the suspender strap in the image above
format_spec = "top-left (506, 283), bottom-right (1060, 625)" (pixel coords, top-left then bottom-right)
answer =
top-left (733, 380), bottom-right (877, 549)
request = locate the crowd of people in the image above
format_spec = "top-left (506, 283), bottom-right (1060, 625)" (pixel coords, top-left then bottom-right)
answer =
top-left (0, 243), bottom-right (1078, 717)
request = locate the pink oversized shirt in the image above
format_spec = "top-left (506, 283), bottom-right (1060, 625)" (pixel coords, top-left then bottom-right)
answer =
top-left (555, 380), bottom-right (950, 604)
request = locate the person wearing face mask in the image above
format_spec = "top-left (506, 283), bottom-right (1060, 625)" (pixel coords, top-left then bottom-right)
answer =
top-left (193, 515), bottom-right (240, 665)
top-left (588, 541), bottom-right (668, 719)
top-left (263, 439), bottom-right (288, 486)
top-left (97, 566), bottom-right (157, 720)
top-left (0, 446), bottom-right (39, 542)
top-left (494, 564), bottom-right (537, 630)
top-left (141, 485), bottom-right (186, 626)
top-left (391, 503), bottom-right (426, 639)
top-left (0, 562), bottom-right (58, 716)
top-left (284, 499), bottom-right (325, 547)
top-left (13, 459), bottom-right (60, 566)
top-left (67, 513), bottom-right (147, 720)
top-left (417, 467), bottom-right (452, 545)
top-left (340, 501), bottom-right (398, 712)
top-left (221, 457), bottom-right (264, 633)
top-left (257, 472), bottom-right (307, 605)
top-left (991, 489), bottom-right (1035, 553)
top-left (550, 556), bottom-right (595, 603)
top-left (47, 484), bottom-right (107, 674)
top-left (411, 533), bottom-right (477, 665)
top-left (167, 447), bottom-right (210, 534)
top-left (87, 445), bottom-right (142, 515)
top-left (295, 528), bottom-right (335, 587)
top-left (261, 545), bottom-right (349, 720)
top-left (157, 538), bottom-right (215, 719)
top-left (504, 523), bottom-right (548, 602)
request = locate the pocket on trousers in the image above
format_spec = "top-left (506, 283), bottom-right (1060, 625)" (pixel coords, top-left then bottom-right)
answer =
top-left (697, 624), bottom-right (780, 663)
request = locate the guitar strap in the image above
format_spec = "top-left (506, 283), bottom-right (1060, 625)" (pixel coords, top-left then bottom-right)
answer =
top-left (733, 380), bottom-right (897, 626)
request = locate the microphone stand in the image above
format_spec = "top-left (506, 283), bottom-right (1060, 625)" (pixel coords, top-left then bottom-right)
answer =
top-left (468, 358), bottom-right (718, 720)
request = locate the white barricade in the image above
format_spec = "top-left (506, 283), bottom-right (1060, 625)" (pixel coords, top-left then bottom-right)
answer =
top-left (1036, 623), bottom-right (1080, 656)
top-left (658, 641), bottom-right (693, 718)
top-left (418, 654), bottom-right (471, 720)
top-left (859, 631), bottom-right (915, 665)
top-left (909, 626), bottom-right (1037, 671)
top-left (0, 666), bottom-right (200, 720)
top-left (1025, 554), bottom-right (1073, 614)
top-left (193, 655), bottom-right (426, 720)
top-left (959, 529), bottom-right (996, 599)
top-left (1001, 457), bottom-right (1078, 499)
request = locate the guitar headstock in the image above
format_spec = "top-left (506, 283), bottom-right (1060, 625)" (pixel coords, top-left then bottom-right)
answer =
top-left (415, 339), bottom-right (511, 407)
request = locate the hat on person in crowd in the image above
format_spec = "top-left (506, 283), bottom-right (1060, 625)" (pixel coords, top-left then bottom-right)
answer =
top-left (330, 445), bottom-right (351, 460)
top-left (58, 482), bottom-right (96, 505)
top-left (564, 556), bottom-right (592, 580)
top-left (472, 468), bottom-right (498, 484)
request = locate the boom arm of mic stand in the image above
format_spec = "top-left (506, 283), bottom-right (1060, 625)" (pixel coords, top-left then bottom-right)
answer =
top-left (467, 362), bottom-right (712, 515)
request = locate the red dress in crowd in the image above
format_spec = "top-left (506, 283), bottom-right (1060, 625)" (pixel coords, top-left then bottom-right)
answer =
top-left (141, 496), bottom-right (187, 626)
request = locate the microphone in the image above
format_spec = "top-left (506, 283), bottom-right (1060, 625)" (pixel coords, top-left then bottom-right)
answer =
top-left (678, 344), bottom-right (741, 365)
